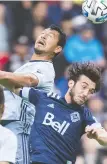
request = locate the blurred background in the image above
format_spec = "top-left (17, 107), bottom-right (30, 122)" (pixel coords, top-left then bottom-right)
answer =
top-left (0, 1), bottom-right (107, 163)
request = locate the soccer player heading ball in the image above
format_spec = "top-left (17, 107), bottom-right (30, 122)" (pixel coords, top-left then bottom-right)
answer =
top-left (2, 62), bottom-right (107, 164)
top-left (82, 0), bottom-right (107, 24)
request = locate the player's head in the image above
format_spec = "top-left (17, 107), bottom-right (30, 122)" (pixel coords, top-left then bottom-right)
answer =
top-left (0, 86), bottom-right (4, 119)
top-left (66, 63), bottom-right (101, 105)
top-left (34, 24), bottom-right (66, 58)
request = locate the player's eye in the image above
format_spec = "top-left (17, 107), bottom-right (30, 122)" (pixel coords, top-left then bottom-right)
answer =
top-left (89, 90), bottom-right (95, 94)
top-left (48, 34), bottom-right (53, 38)
top-left (81, 85), bottom-right (87, 89)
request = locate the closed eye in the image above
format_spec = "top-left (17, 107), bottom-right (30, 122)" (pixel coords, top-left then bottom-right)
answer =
top-left (89, 90), bottom-right (95, 94)
top-left (82, 85), bottom-right (87, 89)
top-left (48, 34), bottom-right (54, 38)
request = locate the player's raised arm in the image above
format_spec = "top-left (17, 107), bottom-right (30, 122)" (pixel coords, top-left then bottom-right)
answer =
top-left (0, 162), bottom-right (9, 164)
top-left (0, 70), bottom-right (39, 89)
top-left (85, 125), bottom-right (107, 146)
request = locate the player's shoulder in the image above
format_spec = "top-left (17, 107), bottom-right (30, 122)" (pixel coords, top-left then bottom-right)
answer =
top-left (47, 91), bottom-right (61, 99)
top-left (15, 60), bottom-right (55, 77)
top-left (33, 60), bottom-right (54, 72)
top-left (29, 60), bottom-right (53, 66)
top-left (82, 105), bottom-right (98, 122)
top-left (81, 105), bottom-right (92, 117)
top-left (14, 61), bottom-right (31, 72)
top-left (30, 87), bottom-right (60, 99)
top-left (82, 106), bottom-right (101, 127)
top-left (82, 105), bottom-right (90, 112)
top-left (29, 60), bottom-right (55, 76)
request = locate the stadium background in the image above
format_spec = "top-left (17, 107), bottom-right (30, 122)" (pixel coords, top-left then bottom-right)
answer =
top-left (0, 1), bottom-right (107, 164)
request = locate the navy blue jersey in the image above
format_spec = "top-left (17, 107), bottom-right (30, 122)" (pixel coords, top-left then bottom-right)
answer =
top-left (20, 87), bottom-right (101, 164)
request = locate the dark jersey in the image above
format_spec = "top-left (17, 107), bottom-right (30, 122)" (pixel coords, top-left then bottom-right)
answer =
top-left (20, 87), bottom-right (101, 164)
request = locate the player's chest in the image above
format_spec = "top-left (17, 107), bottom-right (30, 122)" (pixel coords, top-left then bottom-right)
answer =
top-left (35, 102), bottom-right (83, 136)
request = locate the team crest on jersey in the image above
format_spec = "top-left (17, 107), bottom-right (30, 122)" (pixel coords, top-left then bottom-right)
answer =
top-left (70, 112), bottom-right (80, 122)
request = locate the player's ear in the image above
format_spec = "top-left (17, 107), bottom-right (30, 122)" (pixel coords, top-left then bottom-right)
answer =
top-left (68, 80), bottom-right (75, 89)
top-left (0, 104), bottom-right (4, 118)
top-left (54, 46), bottom-right (62, 54)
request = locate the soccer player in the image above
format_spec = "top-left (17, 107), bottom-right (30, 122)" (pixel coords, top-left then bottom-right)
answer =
top-left (0, 86), bottom-right (17, 164)
top-left (0, 25), bottom-right (66, 164)
top-left (3, 63), bottom-right (107, 164)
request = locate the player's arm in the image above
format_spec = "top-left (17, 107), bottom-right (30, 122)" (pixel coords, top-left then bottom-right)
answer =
top-left (0, 162), bottom-right (9, 164)
top-left (85, 125), bottom-right (107, 146)
top-left (84, 108), bottom-right (107, 146)
top-left (0, 70), bottom-right (39, 89)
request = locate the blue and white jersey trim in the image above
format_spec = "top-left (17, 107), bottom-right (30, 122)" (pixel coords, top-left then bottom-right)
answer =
top-left (47, 92), bottom-right (61, 99)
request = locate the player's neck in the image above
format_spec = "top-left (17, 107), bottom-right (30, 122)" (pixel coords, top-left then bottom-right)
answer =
top-left (31, 54), bottom-right (52, 61)
top-left (65, 92), bottom-right (72, 104)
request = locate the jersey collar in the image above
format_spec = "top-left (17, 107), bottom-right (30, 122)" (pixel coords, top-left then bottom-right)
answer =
top-left (29, 60), bottom-right (52, 63)
top-left (60, 98), bottom-right (83, 110)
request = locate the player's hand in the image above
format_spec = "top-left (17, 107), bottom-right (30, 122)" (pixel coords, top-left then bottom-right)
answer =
top-left (0, 70), bottom-right (8, 81)
top-left (85, 125), bottom-right (107, 145)
top-left (85, 125), bottom-right (105, 139)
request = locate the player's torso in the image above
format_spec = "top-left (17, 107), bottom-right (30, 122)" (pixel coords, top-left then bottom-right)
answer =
top-left (2, 61), bottom-right (55, 134)
top-left (30, 97), bottom-right (84, 164)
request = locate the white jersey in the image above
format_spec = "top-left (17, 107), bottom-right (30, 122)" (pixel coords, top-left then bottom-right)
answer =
top-left (0, 125), bottom-right (17, 163)
top-left (2, 60), bottom-right (55, 134)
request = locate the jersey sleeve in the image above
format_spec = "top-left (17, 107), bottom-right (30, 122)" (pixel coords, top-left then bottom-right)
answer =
top-left (0, 131), bottom-right (17, 163)
top-left (32, 70), bottom-right (45, 86)
top-left (83, 108), bottom-right (101, 128)
top-left (31, 65), bottom-right (55, 92)
top-left (19, 87), bottom-right (43, 106)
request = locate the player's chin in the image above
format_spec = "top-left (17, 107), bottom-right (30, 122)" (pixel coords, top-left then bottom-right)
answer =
top-left (34, 47), bottom-right (44, 54)
top-left (74, 101), bottom-right (83, 106)
top-left (75, 99), bottom-right (85, 105)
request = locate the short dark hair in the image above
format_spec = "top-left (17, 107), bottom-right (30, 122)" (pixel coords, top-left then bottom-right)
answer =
top-left (0, 86), bottom-right (4, 104)
top-left (67, 62), bottom-right (101, 92)
top-left (49, 24), bottom-right (66, 49)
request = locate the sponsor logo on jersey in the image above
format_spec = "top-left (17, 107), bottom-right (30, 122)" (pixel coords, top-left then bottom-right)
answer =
top-left (70, 112), bottom-right (80, 122)
top-left (42, 112), bottom-right (70, 135)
